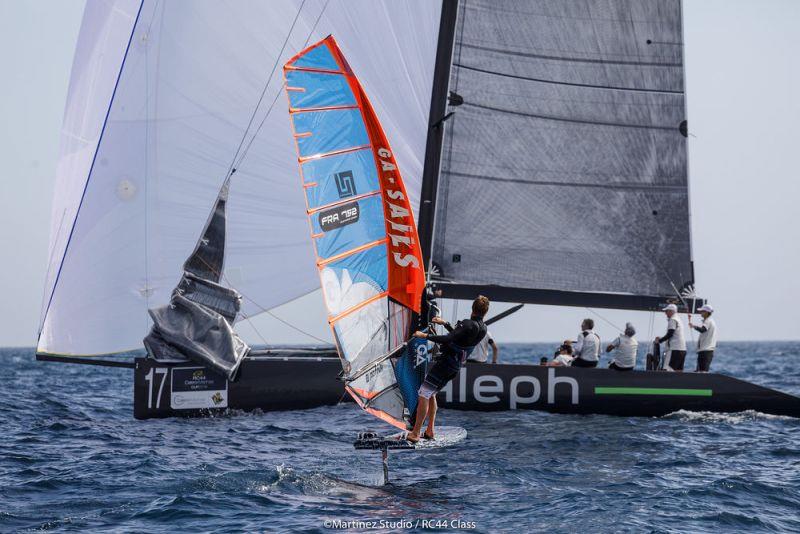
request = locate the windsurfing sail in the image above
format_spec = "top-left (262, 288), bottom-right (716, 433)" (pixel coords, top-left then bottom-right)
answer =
top-left (421, 0), bottom-right (701, 312)
top-left (283, 36), bottom-right (426, 429)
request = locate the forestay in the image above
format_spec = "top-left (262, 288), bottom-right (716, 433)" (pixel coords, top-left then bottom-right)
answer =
top-left (38, 0), bottom-right (441, 356)
top-left (283, 36), bottom-right (426, 429)
top-left (430, 0), bottom-right (696, 310)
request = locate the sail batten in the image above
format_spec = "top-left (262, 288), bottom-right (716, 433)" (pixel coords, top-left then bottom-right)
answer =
top-left (283, 36), bottom-right (426, 429)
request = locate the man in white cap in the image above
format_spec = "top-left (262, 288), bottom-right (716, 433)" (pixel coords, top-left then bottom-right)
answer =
top-left (690, 304), bottom-right (717, 372)
top-left (655, 304), bottom-right (687, 371)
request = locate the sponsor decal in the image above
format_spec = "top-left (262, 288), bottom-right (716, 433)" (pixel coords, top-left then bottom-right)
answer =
top-left (318, 201), bottom-right (359, 231)
top-left (171, 367), bottom-right (228, 409)
top-left (334, 170), bottom-right (356, 198)
top-left (440, 368), bottom-right (579, 409)
top-left (377, 147), bottom-right (420, 271)
top-left (414, 342), bottom-right (430, 368)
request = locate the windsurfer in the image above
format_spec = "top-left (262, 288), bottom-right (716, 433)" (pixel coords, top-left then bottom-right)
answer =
top-left (407, 296), bottom-right (490, 442)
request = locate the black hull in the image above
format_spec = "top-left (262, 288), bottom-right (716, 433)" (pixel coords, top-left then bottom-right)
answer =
top-left (133, 358), bottom-right (800, 420)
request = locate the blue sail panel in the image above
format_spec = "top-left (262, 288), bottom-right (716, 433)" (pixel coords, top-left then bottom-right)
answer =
top-left (291, 42), bottom-right (340, 71)
top-left (301, 149), bottom-right (379, 210)
top-left (293, 109), bottom-right (369, 158)
top-left (286, 70), bottom-right (355, 109)
top-left (311, 195), bottom-right (384, 260)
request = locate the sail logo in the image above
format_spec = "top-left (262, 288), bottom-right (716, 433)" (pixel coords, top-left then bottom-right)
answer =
top-left (414, 343), bottom-right (430, 367)
top-left (319, 201), bottom-right (360, 231)
top-left (377, 147), bottom-right (419, 270)
top-left (334, 170), bottom-right (356, 198)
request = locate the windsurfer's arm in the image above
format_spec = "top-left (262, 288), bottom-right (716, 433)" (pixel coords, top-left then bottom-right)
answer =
top-left (693, 325), bottom-right (708, 333)
top-left (426, 330), bottom-right (456, 344)
top-left (490, 339), bottom-right (498, 363)
top-left (430, 316), bottom-right (454, 332)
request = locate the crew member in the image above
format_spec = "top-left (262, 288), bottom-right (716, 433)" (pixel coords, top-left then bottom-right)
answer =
top-left (655, 303), bottom-right (687, 371)
top-left (468, 329), bottom-right (499, 364)
top-left (408, 295), bottom-right (489, 442)
top-left (572, 318), bottom-right (600, 368)
top-left (606, 323), bottom-right (638, 371)
top-left (690, 304), bottom-right (717, 372)
top-left (546, 340), bottom-right (574, 367)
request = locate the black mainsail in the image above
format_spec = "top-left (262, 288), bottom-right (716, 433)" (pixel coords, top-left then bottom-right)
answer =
top-left (422, 0), bottom-right (700, 312)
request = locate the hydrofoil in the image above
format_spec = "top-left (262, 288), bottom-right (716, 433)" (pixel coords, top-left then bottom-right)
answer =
top-left (354, 426), bottom-right (467, 484)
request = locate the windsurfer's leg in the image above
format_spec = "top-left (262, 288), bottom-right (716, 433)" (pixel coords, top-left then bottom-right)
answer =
top-left (408, 396), bottom-right (427, 442)
top-left (409, 382), bottom-right (437, 442)
top-left (424, 396), bottom-right (437, 439)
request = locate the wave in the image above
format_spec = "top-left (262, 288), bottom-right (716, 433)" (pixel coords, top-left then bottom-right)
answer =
top-left (662, 409), bottom-right (797, 424)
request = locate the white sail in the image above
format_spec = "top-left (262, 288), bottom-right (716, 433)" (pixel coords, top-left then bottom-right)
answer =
top-left (39, 0), bottom-right (442, 356)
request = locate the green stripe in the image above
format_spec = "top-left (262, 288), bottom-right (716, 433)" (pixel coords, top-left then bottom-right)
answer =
top-left (594, 387), bottom-right (712, 397)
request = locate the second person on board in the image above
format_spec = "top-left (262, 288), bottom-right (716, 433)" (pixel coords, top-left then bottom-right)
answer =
top-left (655, 303), bottom-right (687, 371)
top-left (572, 318), bottom-right (601, 368)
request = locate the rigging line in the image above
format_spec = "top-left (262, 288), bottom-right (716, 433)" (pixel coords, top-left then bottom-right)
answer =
top-left (233, 0), bottom-right (331, 171)
top-left (463, 101), bottom-right (677, 131)
top-left (453, 63), bottom-right (683, 95)
top-left (240, 293), bottom-right (331, 345)
top-left (222, 0), bottom-right (308, 180)
top-left (460, 42), bottom-right (682, 67)
top-left (192, 253), bottom-right (272, 346)
top-left (585, 307), bottom-right (623, 332)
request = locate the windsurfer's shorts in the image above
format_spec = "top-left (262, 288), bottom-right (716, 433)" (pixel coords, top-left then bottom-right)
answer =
top-left (696, 350), bottom-right (714, 372)
top-left (418, 355), bottom-right (461, 399)
top-left (667, 350), bottom-right (687, 371)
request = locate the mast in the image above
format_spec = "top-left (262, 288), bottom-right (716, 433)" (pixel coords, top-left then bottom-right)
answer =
top-left (417, 0), bottom-right (459, 272)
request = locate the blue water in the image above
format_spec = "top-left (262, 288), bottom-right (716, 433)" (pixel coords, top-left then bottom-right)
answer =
top-left (2, 342), bottom-right (800, 533)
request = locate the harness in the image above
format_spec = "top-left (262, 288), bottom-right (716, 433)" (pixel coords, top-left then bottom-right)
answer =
top-left (439, 319), bottom-right (487, 366)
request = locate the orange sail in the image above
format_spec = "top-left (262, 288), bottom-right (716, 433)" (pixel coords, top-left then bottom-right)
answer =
top-left (283, 36), bottom-right (425, 429)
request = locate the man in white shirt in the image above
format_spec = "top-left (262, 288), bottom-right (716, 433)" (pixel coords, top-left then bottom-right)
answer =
top-left (655, 303), bottom-right (687, 371)
top-left (467, 329), bottom-right (499, 363)
top-left (606, 323), bottom-right (638, 371)
top-left (573, 318), bottom-right (600, 368)
top-left (545, 340), bottom-right (575, 367)
top-left (690, 304), bottom-right (717, 372)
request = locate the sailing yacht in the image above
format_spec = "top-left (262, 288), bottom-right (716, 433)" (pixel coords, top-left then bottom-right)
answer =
top-left (37, 0), bottom-right (800, 420)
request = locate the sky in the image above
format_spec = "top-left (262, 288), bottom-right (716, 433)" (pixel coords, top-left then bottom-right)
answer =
top-left (0, 0), bottom-right (798, 349)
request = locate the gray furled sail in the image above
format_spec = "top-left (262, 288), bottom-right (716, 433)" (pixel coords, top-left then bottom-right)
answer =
top-left (425, 0), bottom-right (699, 311)
top-left (144, 179), bottom-right (249, 380)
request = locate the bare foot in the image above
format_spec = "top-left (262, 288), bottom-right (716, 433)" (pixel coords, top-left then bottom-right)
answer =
top-left (406, 432), bottom-right (420, 443)
top-left (423, 430), bottom-right (435, 440)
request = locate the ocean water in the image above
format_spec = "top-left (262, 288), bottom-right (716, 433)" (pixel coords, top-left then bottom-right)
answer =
top-left (2, 342), bottom-right (800, 533)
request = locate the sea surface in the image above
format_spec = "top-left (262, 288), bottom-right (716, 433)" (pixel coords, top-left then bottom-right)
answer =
top-left (2, 342), bottom-right (800, 533)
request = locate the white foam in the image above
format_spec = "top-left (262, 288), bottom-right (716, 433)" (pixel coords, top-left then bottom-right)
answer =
top-left (663, 409), bottom-right (795, 424)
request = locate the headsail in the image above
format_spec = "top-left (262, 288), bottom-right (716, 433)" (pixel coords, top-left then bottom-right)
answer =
top-left (143, 179), bottom-right (249, 380)
top-left (283, 36), bottom-right (426, 429)
top-left (37, 1), bottom-right (442, 357)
